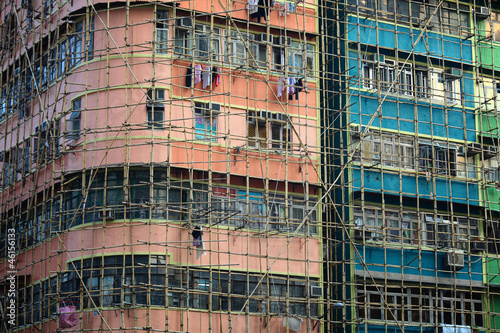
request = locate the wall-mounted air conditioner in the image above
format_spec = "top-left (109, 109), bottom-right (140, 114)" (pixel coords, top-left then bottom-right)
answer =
top-left (443, 251), bottom-right (464, 270)
top-left (485, 145), bottom-right (499, 159)
top-left (476, 6), bottom-right (490, 19)
top-left (471, 241), bottom-right (486, 252)
top-left (310, 285), bottom-right (323, 297)
top-left (276, 36), bottom-right (291, 46)
top-left (467, 142), bottom-right (482, 156)
top-left (177, 17), bottom-right (192, 28)
top-left (260, 33), bottom-right (272, 43)
top-left (211, 103), bottom-right (221, 114)
top-left (272, 113), bottom-right (289, 122)
top-left (445, 68), bottom-right (462, 79)
top-left (351, 124), bottom-right (368, 138)
top-left (97, 209), bottom-right (116, 221)
top-left (366, 54), bottom-right (385, 63)
top-left (258, 110), bottom-right (272, 119)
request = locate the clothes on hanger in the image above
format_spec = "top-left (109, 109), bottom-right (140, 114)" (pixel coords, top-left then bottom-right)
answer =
top-left (251, 0), bottom-right (269, 23)
top-left (277, 77), bottom-right (285, 98)
top-left (202, 66), bottom-right (211, 89)
top-left (295, 78), bottom-right (303, 100)
top-left (194, 64), bottom-right (202, 84)
top-left (248, 0), bottom-right (258, 14)
top-left (186, 64), bottom-right (193, 87)
top-left (215, 67), bottom-right (221, 87)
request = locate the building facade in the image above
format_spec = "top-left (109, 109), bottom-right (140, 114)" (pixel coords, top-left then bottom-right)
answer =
top-left (323, 0), bottom-right (499, 332)
top-left (0, 0), bottom-right (324, 332)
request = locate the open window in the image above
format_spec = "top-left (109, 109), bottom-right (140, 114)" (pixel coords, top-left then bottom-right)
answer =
top-left (194, 102), bottom-right (219, 141)
top-left (66, 98), bottom-right (81, 140)
top-left (418, 141), bottom-right (457, 176)
top-left (33, 120), bottom-right (61, 164)
top-left (248, 111), bottom-right (291, 151)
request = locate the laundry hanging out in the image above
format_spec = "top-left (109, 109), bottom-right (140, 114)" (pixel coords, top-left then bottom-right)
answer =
top-left (250, 0), bottom-right (270, 23)
top-left (192, 226), bottom-right (206, 259)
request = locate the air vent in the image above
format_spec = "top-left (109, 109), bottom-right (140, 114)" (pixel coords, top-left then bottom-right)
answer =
top-left (444, 251), bottom-right (464, 271)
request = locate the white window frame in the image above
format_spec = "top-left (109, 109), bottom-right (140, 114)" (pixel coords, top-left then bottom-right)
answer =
top-left (156, 10), bottom-right (169, 54)
top-left (247, 112), bottom-right (292, 152)
top-left (287, 41), bottom-right (314, 77)
top-left (174, 23), bottom-right (221, 63)
top-left (194, 102), bottom-right (218, 141)
top-left (147, 89), bottom-right (165, 129)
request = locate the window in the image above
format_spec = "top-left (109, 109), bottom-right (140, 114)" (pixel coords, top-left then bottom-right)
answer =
top-left (147, 89), bottom-right (165, 129)
top-left (57, 255), bottom-right (318, 315)
top-left (68, 21), bottom-right (84, 68)
top-left (356, 285), bottom-right (483, 327)
top-left (58, 40), bottom-right (67, 76)
top-left (418, 141), bottom-right (457, 176)
top-left (67, 98), bottom-right (82, 139)
top-left (0, 142), bottom-right (29, 187)
top-left (273, 46), bottom-right (285, 72)
top-left (225, 32), bottom-right (267, 68)
top-left (1, 14), bottom-right (17, 51)
top-left (194, 102), bottom-right (218, 141)
top-left (287, 41), bottom-right (314, 77)
top-left (347, 0), bottom-right (469, 36)
top-left (445, 77), bottom-right (460, 104)
top-left (174, 22), bottom-right (221, 63)
top-left (362, 59), bottom-right (430, 97)
top-left (353, 207), bottom-right (478, 248)
top-left (415, 68), bottom-right (429, 98)
top-left (353, 132), bottom-right (415, 169)
top-left (423, 214), bottom-right (478, 249)
top-left (0, 150), bottom-right (16, 187)
top-left (484, 158), bottom-right (499, 182)
top-left (43, 0), bottom-right (52, 17)
top-left (33, 120), bottom-right (61, 165)
top-left (248, 111), bottom-right (291, 151)
top-left (156, 10), bottom-right (169, 53)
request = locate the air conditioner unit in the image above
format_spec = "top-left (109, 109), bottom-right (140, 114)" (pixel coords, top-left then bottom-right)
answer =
top-left (476, 6), bottom-right (490, 19)
top-left (485, 145), bottom-right (499, 159)
top-left (310, 285), bottom-right (323, 297)
top-left (211, 103), bottom-right (221, 114)
top-left (97, 210), bottom-right (116, 221)
top-left (277, 36), bottom-right (291, 46)
top-left (467, 142), bottom-right (482, 155)
top-left (471, 241), bottom-right (486, 252)
top-left (258, 110), bottom-right (271, 119)
top-left (260, 33), bottom-right (272, 43)
top-left (351, 124), bottom-right (367, 138)
top-left (272, 113), bottom-right (288, 122)
top-left (445, 68), bottom-right (462, 79)
top-left (444, 251), bottom-right (464, 270)
top-left (366, 54), bottom-right (385, 63)
top-left (248, 115), bottom-right (256, 124)
top-left (177, 17), bottom-right (192, 28)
